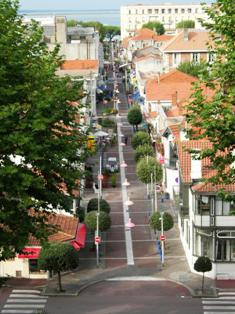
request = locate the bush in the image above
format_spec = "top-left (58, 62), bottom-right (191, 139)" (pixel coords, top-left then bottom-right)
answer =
top-left (194, 256), bottom-right (212, 291)
top-left (135, 144), bottom-right (154, 162)
top-left (150, 212), bottom-right (174, 232)
top-left (177, 61), bottom-right (208, 78)
top-left (136, 156), bottom-right (162, 184)
top-left (87, 198), bottom-right (111, 213)
top-left (131, 131), bottom-right (151, 149)
top-left (142, 21), bottom-right (165, 35)
top-left (176, 20), bottom-right (195, 29)
top-left (84, 210), bottom-right (112, 232)
top-left (101, 118), bottom-right (116, 128)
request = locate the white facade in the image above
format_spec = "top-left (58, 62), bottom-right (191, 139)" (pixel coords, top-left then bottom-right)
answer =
top-left (120, 4), bottom-right (209, 39)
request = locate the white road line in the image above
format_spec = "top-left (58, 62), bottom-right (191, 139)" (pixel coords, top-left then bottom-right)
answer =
top-left (7, 300), bottom-right (47, 303)
top-left (218, 292), bottom-right (235, 296)
top-left (9, 294), bottom-right (46, 298)
top-left (204, 312), bottom-right (235, 314)
top-left (12, 290), bottom-right (41, 294)
top-left (1, 310), bottom-right (37, 314)
top-left (4, 305), bottom-right (44, 309)
top-left (106, 276), bottom-right (165, 281)
top-left (203, 300), bottom-right (235, 304)
top-left (204, 306), bottom-right (235, 310)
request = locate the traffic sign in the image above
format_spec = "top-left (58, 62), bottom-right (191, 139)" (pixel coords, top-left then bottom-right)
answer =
top-left (155, 185), bottom-right (161, 192)
top-left (160, 235), bottom-right (166, 241)
top-left (95, 236), bottom-right (101, 244)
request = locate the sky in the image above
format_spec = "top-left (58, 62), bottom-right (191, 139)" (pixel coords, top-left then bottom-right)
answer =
top-left (19, 0), bottom-right (210, 11)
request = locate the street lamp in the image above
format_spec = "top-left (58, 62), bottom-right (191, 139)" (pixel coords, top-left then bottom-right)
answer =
top-left (120, 142), bottom-right (126, 147)
top-left (159, 212), bottom-right (165, 266)
top-left (122, 178), bottom-right (130, 186)
top-left (120, 161), bottom-right (128, 168)
top-left (125, 197), bottom-right (134, 206)
top-left (125, 218), bottom-right (135, 229)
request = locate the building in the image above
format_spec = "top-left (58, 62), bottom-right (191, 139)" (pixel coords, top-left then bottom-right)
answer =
top-left (120, 3), bottom-right (209, 39)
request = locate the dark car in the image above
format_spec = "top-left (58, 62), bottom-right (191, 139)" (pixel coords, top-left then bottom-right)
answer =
top-left (105, 157), bottom-right (119, 173)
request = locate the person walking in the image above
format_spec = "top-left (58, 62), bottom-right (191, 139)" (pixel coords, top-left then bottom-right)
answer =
top-left (124, 135), bottom-right (128, 145)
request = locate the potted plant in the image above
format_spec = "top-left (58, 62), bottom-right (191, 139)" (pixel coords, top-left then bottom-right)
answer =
top-left (111, 173), bottom-right (117, 187)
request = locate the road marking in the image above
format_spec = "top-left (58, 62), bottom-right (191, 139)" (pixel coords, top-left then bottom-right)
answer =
top-left (2, 311), bottom-right (38, 314)
top-left (203, 300), bottom-right (235, 304)
top-left (204, 306), bottom-right (235, 310)
top-left (8, 294), bottom-right (46, 298)
top-left (218, 292), bottom-right (235, 296)
top-left (7, 300), bottom-right (47, 303)
top-left (4, 305), bottom-right (45, 309)
top-left (11, 290), bottom-right (41, 294)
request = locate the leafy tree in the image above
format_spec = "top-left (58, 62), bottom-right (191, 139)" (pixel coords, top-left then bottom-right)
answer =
top-left (87, 198), bottom-right (111, 214)
top-left (135, 144), bottom-right (154, 162)
top-left (38, 242), bottom-right (79, 292)
top-left (186, 1), bottom-right (235, 190)
top-left (136, 156), bottom-right (163, 184)
top-left (150, 212), bottom-right (174, 232)
top-left (131, 131), bottom-right (152, 149)
top-left (176, 20), bottom-right (195, 29)
top-left (78, 21), bottom-right (105, 41)
top-left (142, 21), bottom-right (165, 35)
top-left (84, 211), bottom-right (111, 232)
top-left (177, 62), bottom-right (208, 78)
top-left (0, 0), bottom-right (87, 260)
top-left (104, 25), bottom-right (120, 42)
top-left (67, 19), bottom-right (79, 27)
top-left (127, 106), bottom-right (142, 131)
top-left (194, 256), bottom-right (212, 292)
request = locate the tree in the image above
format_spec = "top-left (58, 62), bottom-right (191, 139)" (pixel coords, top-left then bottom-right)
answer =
top-left (67, 19), bottom-right (79, 27)
top-left (131, 131), bottom-right (152, 149)
top-left (127, 106), bottom-right (142, 131)
top-left (150, 212), bottom-right (174, 232)
top-left (136, 156), bottom-right (163, 184)
top-left (78, 21), bottom-right (105, 41)
top-left (104, 25), bottom-right (120, 42)
top-left (142, 21), bottom-right (165, 35)
top-left (185, 1), bottom-right (235, 190)
top-left (176, 20), bottom-right (195, 29)
top-left (135, 144), bottom-right (154, 162)
top-left (87, 198), bottom-right (111, 214)
top-left (84, 211), bottom-right (112, 232)
top-left (177, 62), bottom-right (208, 78)
top-left (194, 256), bottom-right (212, 292)
top-left (38, 242), bottom-right (79, 292)
top-left (0, 0), bottom-right (87, 260)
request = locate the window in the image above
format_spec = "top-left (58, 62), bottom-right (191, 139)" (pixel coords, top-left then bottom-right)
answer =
top-left (155, 9), bottom-right (159, 14)
top-left (168, 8), bottom-right (172, 13)
top-left (173, 53), bottom-right (181, 65)
top-left (188, 8), bottom-right (192, 13)
top-left (208, 52), bottom-right (215, 63)
top-left (195, 8), bottom-right (198, 13)
top-left (192, 52), bottom-right (200, 63)
top-left (148, 9), bottom-right (152, 14)
top-left (181, 9), bottom-right (185, 13)
top-left (142, 9), bottom-right (144, 14)
top-left (162, 9), bottom-right (165, 14)
top-left (129, 10), bottom-right (131, 14)
top-left (29, 259), bottom-right (39, 273)
top-left (175, 8), bottom-right (178, 13)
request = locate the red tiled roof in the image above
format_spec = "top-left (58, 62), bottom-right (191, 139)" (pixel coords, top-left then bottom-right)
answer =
top-left (132, 28), bottom-right (156, 41)
top-left (146, 69), bottom-right (197, 101)
top-left (192, 182), bottom-right (235, 193)
top-left (169, 125), bottom-right (180, 139)
top-left (61, 60), bottom-right (99, 70)
top-left (153, 34), bottom-right (173, 42)
top-left (122, 36), bottom-right (131, 48)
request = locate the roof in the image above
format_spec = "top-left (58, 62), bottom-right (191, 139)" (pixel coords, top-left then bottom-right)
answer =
top-left (131, 28), bottom-right (156, 41)
top-left (153, 34), bottom-right (173, 42)
top-left (134, 54), bottom-right (162, 62)
top-left (168, 125), bottom-right (181, 139)
top-left (177, 140), bottom-right (212, 183)
top-left (192, 182), bottom-right (235, 193)
top-left (122, 36), bottom-right (131, 48)
top-left (145, 69), bottom-right (197, 101)
top-left (161, 30), bottom-right (213, 52)
top-left (28, 213), bottom-right (78, 246)
top-left (61, 60), bottom-right (99, 70)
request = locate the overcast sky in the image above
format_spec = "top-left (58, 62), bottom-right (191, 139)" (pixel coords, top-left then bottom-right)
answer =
top-left (19, 0), bottom-right (211, 10)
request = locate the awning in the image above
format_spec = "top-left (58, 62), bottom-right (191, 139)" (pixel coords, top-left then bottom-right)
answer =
top-left (18, 247), bottom-right (41, 259)
top-left (71, 223), bottom-right (87, 251)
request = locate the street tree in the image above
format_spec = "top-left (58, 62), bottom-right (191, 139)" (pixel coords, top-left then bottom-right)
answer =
top-left (127, 106), bottom-right (142, 131)
top-left (38, 242), bottom-right (79, 292)
top-left (135, 144), bottom-right (154, 162)
top-left (176, 20), bottom-right (195, 29)
top-left (84, 211), bottom-right (112, 232)
top-left (177, 62), bottom-right (208, 78)
top-left (136, 156), bottom-right (163, 184)
top-left (194, 256), bottom-right (212, 292)
top-left (87, 198), bottom-right (111, 214)
top-left (142, 21), bottom-right (165, 35)
top-left (185, 0), bottom-right (235, 191)
top-left (104, 25), bottom-right (120, 41)
top-left (150, 212), bottom-right (174, 232)
top-left (0, 0), bottom-right (87, 260)
top-left (131, 131), bottom-right (152, 149)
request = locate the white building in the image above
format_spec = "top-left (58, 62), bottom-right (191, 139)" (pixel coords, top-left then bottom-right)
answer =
top-left (120, 3), bottom-right (209, 39)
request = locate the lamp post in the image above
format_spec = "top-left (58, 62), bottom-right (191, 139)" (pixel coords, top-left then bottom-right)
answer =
top-left (160, 212), bottom-right (165, 266)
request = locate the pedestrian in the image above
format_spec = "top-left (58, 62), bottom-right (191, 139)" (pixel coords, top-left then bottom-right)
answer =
top-left (124, 135), bottom-right (128, 145)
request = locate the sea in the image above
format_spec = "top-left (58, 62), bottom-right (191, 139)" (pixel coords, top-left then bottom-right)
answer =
top-left (19, 9), bottom-right (120, 26)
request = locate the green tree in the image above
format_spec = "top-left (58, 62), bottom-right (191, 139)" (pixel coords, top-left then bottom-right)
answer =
top-left (87, 198), bottom-right (111, 214)
top-left (142, 21), bottom-right (165, 35)
top-left (127, 106), bottom-right (142, 131)
top-left (150, 212), bottom-right (174, 232)
top-left (0, 0), bottom-right (87, 260)
top-left (186, 1), bottom-right (235, 190)
top-left (135, 144), bottom-right (154, 162)
top-left (84, 211), bottom-right (112, 232)
top-left (136, 156), bottom-right (163, 184)
top-left (38, 242), bottom-right (79, 292)
top-left (67, 19), bottom-right (79, 27)
top-left (177, 62), bottom-right (208, 78)
top-left (131, 131), bottom-right (152, 149)
top-left (176, 20), bottom-right (195, 29)
top-left (194, 256), bottom-right (212, 292)
top-left (104, 25), bottom-right (120, 42)
top-left (78, 21), bottom-right (105, 41)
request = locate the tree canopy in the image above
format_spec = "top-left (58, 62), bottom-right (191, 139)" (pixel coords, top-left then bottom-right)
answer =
top-left (185, 0), bottom-right (235, 192)
top-left (127, 106), bottom-right (142, 131)
top-left (194, 256), bottom-right (212, 291)
top-left (84, 211), bottom-right (112, 232)
top-left (176, 20), bottom-right (195, 29)
top-left (87, 198), bottom-right (111, 213)
top-left (142, 21), bottom-right (165, 35)
top-left (103, 25), bottom-right (120, 41)
top-left (136, 156), bottom-right (163, 184)
top-left (131, 131), bottom-right (152, 149)
top-left (150, 212), bottom-right (174, 232)
top-left (135, 144), bottom-right (154, 162)
top-left (177, 62), bottom-right (208, 78)
top-left (0, 0), bottom-right (87, 260)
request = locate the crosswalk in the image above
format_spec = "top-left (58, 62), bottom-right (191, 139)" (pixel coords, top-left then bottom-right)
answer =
top-left (202, 291), bottom-right (235, 314)
top-left (1, 289), bottom-right (48, 314)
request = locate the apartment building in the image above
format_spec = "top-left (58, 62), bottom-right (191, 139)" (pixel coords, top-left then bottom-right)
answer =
top-left (120, 3), bottom-right (209, 39)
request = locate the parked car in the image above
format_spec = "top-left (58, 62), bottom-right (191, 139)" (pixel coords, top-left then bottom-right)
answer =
top-left (105, 157), bottom-right (119, 173)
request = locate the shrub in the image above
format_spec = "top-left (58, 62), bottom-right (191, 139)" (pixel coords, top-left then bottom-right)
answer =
top-left (135, 144), bottom-right (154, 162)
top-left (101, 118), bottom-right (116, 128)
top-left (136, 156), bottom-right (163, 184)
top-left (176, 20), bottom-right (195, 29)
top-left (194, 256), bottom-right (212, 291)
top-left (87, 198), bottom-right (111, 213)
top-left (150, 212), bottom-right (174, 232)
top-left (84, 210), bottom-right (112, 232)
top-left (132, 131), bottom-right (151, 149)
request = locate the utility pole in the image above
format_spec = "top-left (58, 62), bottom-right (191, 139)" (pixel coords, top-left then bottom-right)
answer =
top-left (160, 212), bottom-right (164, 266)
top-left (96, 153), bottom-right (102, 267)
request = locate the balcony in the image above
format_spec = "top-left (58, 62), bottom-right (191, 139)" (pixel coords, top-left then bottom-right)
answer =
top-left (194, 214), bottom-right (235, 227)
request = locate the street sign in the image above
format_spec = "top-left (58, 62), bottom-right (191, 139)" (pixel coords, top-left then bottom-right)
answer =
top-left (160, 235), bottom-right (166, 241)
top-left (95, 236), bottom-right (101, 244)
top-left (97, 174), bottom-right (104, 180)
top-left (155, 185), bottom-right (161, 192)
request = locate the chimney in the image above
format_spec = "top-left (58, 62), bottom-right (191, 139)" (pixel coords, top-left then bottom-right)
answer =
top-left (172, 91), bottom-right (178, 106)
top-left (191, 152), bottom-right (202, 180)
top-left (183, 28), bottom-right (189, 41)
top-left (157, 72), bottom-right (160, 84)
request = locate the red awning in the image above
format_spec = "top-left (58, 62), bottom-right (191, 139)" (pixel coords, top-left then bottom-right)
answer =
top-left (71, 223), bottom-right (87, 251)
top-left (18, 247), bottom-right (41, 259)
